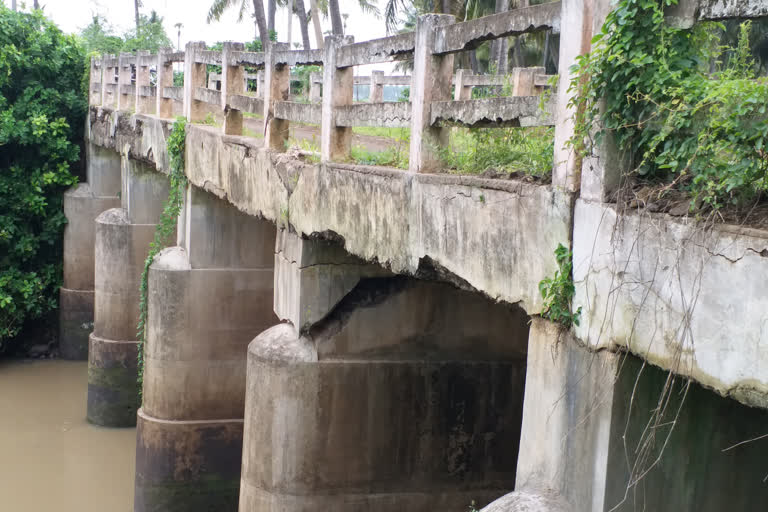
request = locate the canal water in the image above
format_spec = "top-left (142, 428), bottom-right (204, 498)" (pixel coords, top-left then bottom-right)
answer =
top-left (0, 359), bottom-right (135, 511)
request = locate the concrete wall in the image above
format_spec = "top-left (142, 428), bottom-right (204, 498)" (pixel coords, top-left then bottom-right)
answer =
top-left (573, 199), bottom-right (768, 409)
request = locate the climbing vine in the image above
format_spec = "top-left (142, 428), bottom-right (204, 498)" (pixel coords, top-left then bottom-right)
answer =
top-left (569, 0), bottom-right (768, 211)
top-left (539, 243), bottom-right (581, 328)
top-left (136, 117), bottom-right (188, 395)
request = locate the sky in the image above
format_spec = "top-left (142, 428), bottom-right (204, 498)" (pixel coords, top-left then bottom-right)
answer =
top-left (39, 0), bottom-right (397, 73)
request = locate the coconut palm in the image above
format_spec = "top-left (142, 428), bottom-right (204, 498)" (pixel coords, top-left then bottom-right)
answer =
top-left (207, 0), bottom-right (269, 47)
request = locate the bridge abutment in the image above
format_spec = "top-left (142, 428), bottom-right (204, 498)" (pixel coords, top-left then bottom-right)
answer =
top-left (482, 317), bottom-right (768, 512)
top-left (59, 144), bottom-right (121, 359)
top-left (87, 157), bottom-right (169, 427)
top-left (134, 185), bottom-right (277, 512)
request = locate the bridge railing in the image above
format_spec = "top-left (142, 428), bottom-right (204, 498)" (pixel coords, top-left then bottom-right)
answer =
top-left (89, 1), bottom-right (561, 171)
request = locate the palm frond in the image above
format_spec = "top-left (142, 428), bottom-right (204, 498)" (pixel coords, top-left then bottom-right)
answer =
top-left (207, 0), bottom-right (239, 22)
top-left (383, 0), bottom-right (406, 34)
top-left (358, 0), bottom-right (381, 18)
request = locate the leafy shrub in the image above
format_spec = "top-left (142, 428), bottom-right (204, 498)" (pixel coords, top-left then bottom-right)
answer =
top-left (539, 244), bottom-right (581, 328)
top-left (0, 6), bottom-right (86, 350)
top-left (570, 0), bottom-right (768, 210)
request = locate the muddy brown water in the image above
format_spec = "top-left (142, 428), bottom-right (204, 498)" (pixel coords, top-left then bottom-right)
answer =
top-left (0, 360), bottom-right (135, 511)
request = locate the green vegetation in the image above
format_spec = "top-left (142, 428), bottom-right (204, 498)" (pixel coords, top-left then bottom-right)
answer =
top-left (136, 118), bottom-right (188, 394)
top-left (441, 127), bottom-right (554, 178)
top-left (570, 0), bottom-right (768, 211)
top-left (539, 244), bottom-right (581, 328)
top-left (79, 12), bottom-right (172, 54)
top-left (0, 6), bottom-right (86, 351)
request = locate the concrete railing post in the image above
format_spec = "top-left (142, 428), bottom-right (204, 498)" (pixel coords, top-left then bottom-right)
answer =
top-left (263, 42), bottom-right (291, 151)
top-left (183, 41), bottom-right (207, 122)
top-left (320, 35), bottom-right (354, 162)
top-left (511, 66), bottom-right (544, 97)
top-left (101, 55), bottom-right (114, 109)
top-left (453, 68), bottom-right (472, 101)
top-left (117, 52), bottom-right (133, 111)
top-left (134, 50), bottom-right (152, 114)
top-left (408, 14), bottom-right (455, 173)
top-left (369, 70), bottom-right (384, 103)
top-left (89, 56), bottom-right (101, 106)
top-left (309, 71), bottom-right (322, 102)
top-left (222, 42), bottom-right (246, 136)
top-left (156, 48), bottom-right (174, 119)
top-left (254, 69), bottom-right (263, 98)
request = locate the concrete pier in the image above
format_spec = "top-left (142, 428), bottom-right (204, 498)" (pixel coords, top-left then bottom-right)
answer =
top-left (86, 157), bottom-right (169, 427)
top-left (240, 233), bottom-right (531, 512)
top-left (135, 186), bottom-right (277, 512)
top-left (59, 144), bottom-right (121, 359)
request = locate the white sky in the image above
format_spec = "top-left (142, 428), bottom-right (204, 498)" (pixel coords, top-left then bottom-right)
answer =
top-left (39, 0), bottom-right (397, 73)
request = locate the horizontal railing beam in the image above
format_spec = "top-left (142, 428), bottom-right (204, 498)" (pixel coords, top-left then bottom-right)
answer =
top-left (194, 86), bottom-right (222, 105)
top-left (430, 96), bottom-right (553, 127)
top-left (274, 101), bottom-right (321, 124)
top-left (433, 2), bottom-right (561, 54)
top-left (230, 94), bottom-right (264, 115)
top-left (337, 33), bottom-right (415, 68)
top-left (335, 102), bottom-right (411, 128)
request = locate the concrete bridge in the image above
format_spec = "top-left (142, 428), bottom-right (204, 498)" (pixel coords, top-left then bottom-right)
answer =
top-left (61, 1), bottom-right (768, 511)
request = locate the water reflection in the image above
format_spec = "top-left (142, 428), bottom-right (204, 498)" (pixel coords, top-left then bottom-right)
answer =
top-left (0, 360), bottom-right (135, 512)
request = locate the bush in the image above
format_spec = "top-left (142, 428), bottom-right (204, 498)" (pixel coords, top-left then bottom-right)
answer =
top-left (0, 6), bottom-right (86, 351)
top-left (570, 0), bottom-right (768, 210)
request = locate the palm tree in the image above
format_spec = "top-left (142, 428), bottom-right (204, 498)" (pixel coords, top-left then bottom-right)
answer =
top-left (295, 0), bottom-right (312, 49)
top-left (308, 0), bottom-right (324, 48)
top-left (134, 0), bottom-right (141, 31)
top-left (207, 0), bottom-right (269, 47)
top-left (174, 22), bottom-right (183, 51)
top-left (328, 0), bottom-right (344, 35)
top-left (268, 0), bottom-right (276, 34)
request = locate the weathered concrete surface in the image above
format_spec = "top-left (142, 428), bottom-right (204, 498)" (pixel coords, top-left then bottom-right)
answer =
top-left (430, 96), bottom-right (553, 128)
top-left (241, 273), bottom-right (530, 512)
top-left (516, 318), bottom-right (617, 512)
top-left (335, 101), bottom-right (411, 128)
top-left (573, 199), bottom-right (768, 409)
top-left (137, 187), bottom-right (277, 512)
top-left (60, 184), bottom-right (120, 359)
top-left (478, 490), bottom-right (569, 512)
top-left (517, 318), bottom-right (768, 512)
top-left (87, 108), bottom-right (572, 315)
top-left (60, 143), bottom-right (122, 360)
top-left (135, 409), bottom-right (243, 512)
top-left (274, 229), bottom-right (390, 332)
top-left (433, 2), bottom-right (561, 54)
top-left (87, 207), bottom-right (158, 427)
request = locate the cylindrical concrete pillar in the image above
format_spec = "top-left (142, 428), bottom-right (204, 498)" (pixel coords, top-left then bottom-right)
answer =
top-left (87, 208), bottom-right (156, 426)
top-left (135, 187), bottom-right (277, 512)
top-left (59, 144), bottom-right (121, 360)
top-left (87, 157), bottom-right (170, 427)
top-left (240, 323), bottom-right (527, 512)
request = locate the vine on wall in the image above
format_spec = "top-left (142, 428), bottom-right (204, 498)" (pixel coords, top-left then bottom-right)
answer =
top-left (569, 0), bottom-right (768, 211)
top-left (136, 117), bottom-right (188, 395)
